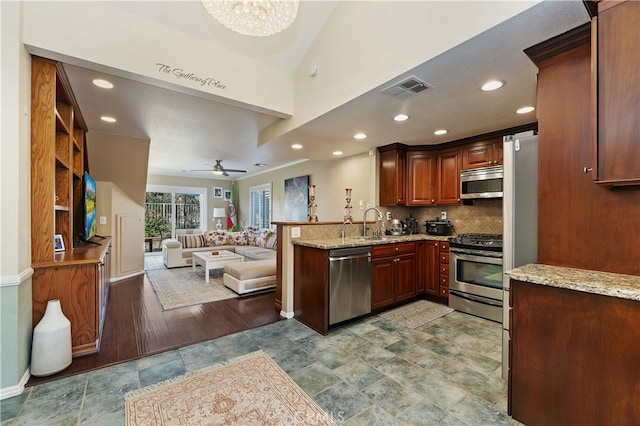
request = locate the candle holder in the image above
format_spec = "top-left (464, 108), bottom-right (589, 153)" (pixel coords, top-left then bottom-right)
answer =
top-left (308, 185), bottom-right (318, 222)
top-left (344, 188), bottom-right (353, 223)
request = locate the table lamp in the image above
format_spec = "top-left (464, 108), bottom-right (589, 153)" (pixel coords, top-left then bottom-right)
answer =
top-left (213, 208), bottom-right (226, 230)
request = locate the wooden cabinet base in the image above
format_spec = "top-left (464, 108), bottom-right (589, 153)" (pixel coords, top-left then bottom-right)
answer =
top-left (510, 280), bottom-right (640, 425)
top-left (32, 239), bottom-right (111, 357)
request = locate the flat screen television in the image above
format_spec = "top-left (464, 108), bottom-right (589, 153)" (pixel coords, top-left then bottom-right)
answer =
top-left (83, 171), bottom-right (97, 242)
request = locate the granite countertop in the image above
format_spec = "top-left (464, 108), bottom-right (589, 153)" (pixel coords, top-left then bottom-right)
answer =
top-left (505, 263), bottom-right (640, 302)
top-left (291, 234), bottom-right (452, 249)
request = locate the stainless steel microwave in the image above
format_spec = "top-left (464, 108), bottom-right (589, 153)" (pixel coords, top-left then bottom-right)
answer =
top-left (460, 165), bottom-right (504, 199)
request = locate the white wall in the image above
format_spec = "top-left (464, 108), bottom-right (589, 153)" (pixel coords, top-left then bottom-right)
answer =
top-left (0, 0), bottom-right (34, 397)
top-left (96, 182), bottom-right (145, 280)
top-left (238, 151), bottom-right (377, 225)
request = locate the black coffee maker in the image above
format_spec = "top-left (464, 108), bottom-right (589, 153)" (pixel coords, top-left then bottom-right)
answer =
top-left (405, 214), bottom-right (419, 235)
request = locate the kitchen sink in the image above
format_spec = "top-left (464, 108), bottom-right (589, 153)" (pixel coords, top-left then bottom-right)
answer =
top-left (349, 236), bottom-right (387, 242)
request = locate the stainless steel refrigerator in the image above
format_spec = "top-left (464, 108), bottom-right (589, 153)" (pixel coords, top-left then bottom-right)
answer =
top-left (502, 130), bottom-right (538, 380)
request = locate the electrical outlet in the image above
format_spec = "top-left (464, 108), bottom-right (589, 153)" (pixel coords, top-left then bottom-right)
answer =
top-left (291, 227), bottom-right (301, 238)
top-left (386, 212), bottom-right (392, 220)
top-left (441, 211), bottom-right (447, 220)
top-left (359, 200), bottom-right (364, 210)
top-left (99, 216), bottom-right (107, 225)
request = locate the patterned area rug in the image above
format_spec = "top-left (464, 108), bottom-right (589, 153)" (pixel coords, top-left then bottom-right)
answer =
top-left (146, 267), bottom-right (238, 310)
top-left (380, 300), bottom-right (454, 329)
top-left (125, 351), bottom-right (336, 426)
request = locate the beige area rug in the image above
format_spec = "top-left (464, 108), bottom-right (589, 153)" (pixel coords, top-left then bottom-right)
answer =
top-left (380, 300), bottom-right (454, 329)
top-left (146, 267), bottom-right (238, 310)
top-left (125, 351), bottom-right (336, 426)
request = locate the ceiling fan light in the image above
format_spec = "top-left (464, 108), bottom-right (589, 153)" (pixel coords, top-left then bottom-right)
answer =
top-left (213, 169), bottom-right (224, 175)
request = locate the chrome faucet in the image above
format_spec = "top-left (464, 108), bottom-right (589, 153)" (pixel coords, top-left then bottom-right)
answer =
top-left (341, 220), bottom-right (353, 240)
top-left (363, 207), bottom-right (383, 237)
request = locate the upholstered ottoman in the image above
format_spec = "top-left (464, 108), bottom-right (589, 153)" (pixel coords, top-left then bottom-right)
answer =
top-left (223, 259), bottom-right (276, 294)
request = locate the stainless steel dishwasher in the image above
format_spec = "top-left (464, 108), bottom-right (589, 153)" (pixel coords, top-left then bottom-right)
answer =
top-left (329, 246), bottom-right (372, 325)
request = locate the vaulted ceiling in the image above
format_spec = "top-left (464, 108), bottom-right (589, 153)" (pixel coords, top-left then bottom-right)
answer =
top-left (61, 1), bottom-right (590, 179)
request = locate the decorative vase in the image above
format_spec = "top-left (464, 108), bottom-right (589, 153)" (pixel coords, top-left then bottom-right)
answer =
top-left (31, 299), bottom-right (72, 377)
top-left (308, 185), bottom-right (318, 222)
top-left (344, 188), bottom-right (353, 223)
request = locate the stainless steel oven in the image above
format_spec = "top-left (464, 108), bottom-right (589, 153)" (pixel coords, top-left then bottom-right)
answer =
top-left (448, 234), bottom-right (503, 323)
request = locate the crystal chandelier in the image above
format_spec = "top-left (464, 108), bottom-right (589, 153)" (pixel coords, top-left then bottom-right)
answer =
top-left (202, 0), bottom-right (300, 37)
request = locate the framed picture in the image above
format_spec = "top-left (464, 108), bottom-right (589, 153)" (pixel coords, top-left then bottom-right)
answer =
top-left (284, 175), bottom-right (309, 221)
top-left (54, 234), bottom-right (65, 252)
top-left (213, 187), bottom-right (223, 198)
top-left (223, 189), bottom-right (231, 201)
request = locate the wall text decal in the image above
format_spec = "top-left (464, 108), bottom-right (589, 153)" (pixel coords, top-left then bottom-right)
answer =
top-left (156, 63), bottom-right (227, 89)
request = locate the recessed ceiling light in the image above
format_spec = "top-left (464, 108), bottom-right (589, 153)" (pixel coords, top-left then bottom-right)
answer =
top-left (516, 106), bottom-right (535, 114)
top-left (291, 144), bottom-right (303, 149)
top-left (354, 133), bottom-right (367, 140)
top-left (92, 79), bottom-right (113, 89)
top-left (481, 80), bottom-right (504, 91)
top-left (100, 116), bottom-right (116, 123)
top-left (393, 114), bottom-right (409, 122)
top-left (434, 129), bottom-right (448, 135)
top-left (254, 163), bottom-right (266, 167)
top-left (333, 151), bottom-right (343, 156)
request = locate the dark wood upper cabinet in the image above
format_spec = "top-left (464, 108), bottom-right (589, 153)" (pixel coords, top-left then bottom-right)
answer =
top-left (406, 150), bottom-right (436, 206)
top-left (592, 0), bottom-right (640, 186)
top-left (378, 145), bottom-right (407, 206)
top-left (436, 147), bottom-right (462, 205)
top-left (461, 138), bottom-right (503, 170)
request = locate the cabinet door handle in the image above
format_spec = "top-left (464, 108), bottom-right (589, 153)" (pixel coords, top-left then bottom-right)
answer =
top-left (583, 167), bottom-right (592, 174)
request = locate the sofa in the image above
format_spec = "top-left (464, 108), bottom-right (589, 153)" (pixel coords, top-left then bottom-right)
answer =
top-left (161, 227), bottom-right (277, 294)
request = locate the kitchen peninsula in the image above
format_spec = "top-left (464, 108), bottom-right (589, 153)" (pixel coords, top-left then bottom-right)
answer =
top-left (291, 233), bottom-right (451, 335)
top-left (505, 264), bottom-right (640, 425)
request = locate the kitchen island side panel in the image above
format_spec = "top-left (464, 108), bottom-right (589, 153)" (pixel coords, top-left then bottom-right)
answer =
top-left (510, 279), bottom-right (640, 425)
top-left (293, 245), bottom-right (329, 335)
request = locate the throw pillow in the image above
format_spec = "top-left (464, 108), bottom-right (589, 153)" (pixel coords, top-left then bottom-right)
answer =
top-left (177, 234), bottom-right (205, 249)
top-left (255, 229), bottom-right (272, 247)
top-left (244, 226), bottom-right (259, 245)
top-left (227, 232), bottom-right (248, 246)
top-left (204, 230), bottom-right (228, 247)
top-left (265, 234), bottom-right (277, 250)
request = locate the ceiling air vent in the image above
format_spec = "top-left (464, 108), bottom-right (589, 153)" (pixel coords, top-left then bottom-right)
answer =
top-left (381, 76), bottom-right (432, 97)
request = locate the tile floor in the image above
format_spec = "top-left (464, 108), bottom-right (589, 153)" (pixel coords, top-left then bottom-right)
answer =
top-left (1, 309), bottom-right (517, 425)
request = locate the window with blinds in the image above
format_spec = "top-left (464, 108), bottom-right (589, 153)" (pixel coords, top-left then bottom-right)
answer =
top-left (249, 183), bottom-right (271, 229)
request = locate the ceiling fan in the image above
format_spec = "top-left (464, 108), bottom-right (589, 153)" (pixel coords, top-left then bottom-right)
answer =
top-left (188, 160), bottom-right (247, 176)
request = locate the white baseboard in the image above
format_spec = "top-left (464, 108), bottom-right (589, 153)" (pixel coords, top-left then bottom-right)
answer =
top-left (0, 368), bottom-right (30, 400)
top-left (280, 310), bottom-right (294, 319)
top-left (110, 270), bottom-right (144, 283)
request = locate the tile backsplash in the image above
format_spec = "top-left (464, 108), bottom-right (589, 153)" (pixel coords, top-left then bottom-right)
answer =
top-left (284, 199), bottom-right (502, 239)
top-left (382, 199), bottom-right (503, 235)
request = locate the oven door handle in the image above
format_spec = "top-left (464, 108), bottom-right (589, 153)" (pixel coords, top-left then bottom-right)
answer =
top-left (449, 290), bottom-right (503, 308)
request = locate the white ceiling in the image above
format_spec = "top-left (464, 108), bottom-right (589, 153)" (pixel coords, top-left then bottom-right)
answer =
top-left (63, 1), bottom-right (590, 180)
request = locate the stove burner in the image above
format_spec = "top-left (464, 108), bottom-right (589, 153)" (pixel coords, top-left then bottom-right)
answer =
top-left (448, 233), bottom-right (503, 252)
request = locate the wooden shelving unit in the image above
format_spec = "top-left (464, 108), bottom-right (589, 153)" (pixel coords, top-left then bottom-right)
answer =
top-left (31, 57), bottom-right (86, 261)
top-left (31, 57), bottom-right (111, 356)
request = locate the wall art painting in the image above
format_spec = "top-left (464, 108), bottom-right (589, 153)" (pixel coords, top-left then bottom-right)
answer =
top-left (284, 175), bottom-right (309, 221)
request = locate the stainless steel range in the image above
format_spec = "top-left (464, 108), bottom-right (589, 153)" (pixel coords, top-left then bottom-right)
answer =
top-left (448, 233), bottom-right (503, 323)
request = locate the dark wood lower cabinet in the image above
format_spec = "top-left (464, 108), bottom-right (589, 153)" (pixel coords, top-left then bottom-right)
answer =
top-left (510, 280), bottom-right (640, 425)
top-left (371, 242), bottom-right (416, 310)
top-left (293, 245), bottom-right (329, 335)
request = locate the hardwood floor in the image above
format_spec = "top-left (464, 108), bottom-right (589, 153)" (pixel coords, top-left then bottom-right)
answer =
top-left (27, 270), bottom-right (281, 386)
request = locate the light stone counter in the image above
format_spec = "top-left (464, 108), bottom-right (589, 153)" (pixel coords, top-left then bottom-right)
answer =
top-left (505, 263), bottom-right (640, 301)
top-left (291, 234), bottom-right (451, 250)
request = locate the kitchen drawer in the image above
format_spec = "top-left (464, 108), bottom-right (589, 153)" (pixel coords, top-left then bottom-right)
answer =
top-left (440, 253), bottom-right (450, 264)
top-left (440, 264), bottom-right (449, 275)
top-left (440, 274), bottom-right (449, 286)
top-left (439, 286), bottom-right (449, 297)
top-left (372, 242), bottom-right (416, 257)
top-left (439, 242), bottom-right (450, 252)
